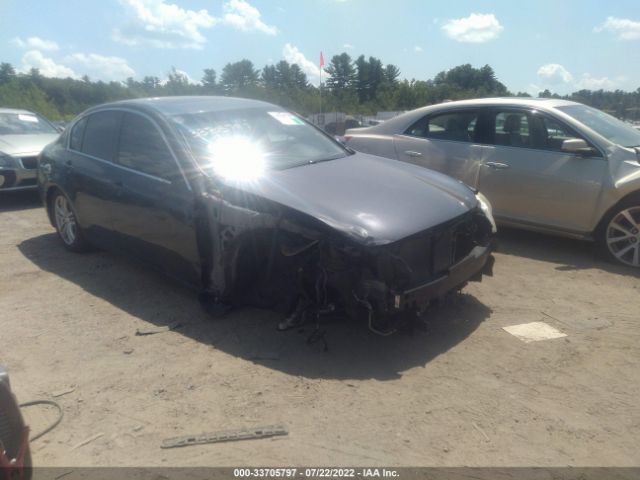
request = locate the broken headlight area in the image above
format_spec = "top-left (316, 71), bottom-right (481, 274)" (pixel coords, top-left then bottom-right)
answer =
top-left (216, 207), bottom-right (494, 336)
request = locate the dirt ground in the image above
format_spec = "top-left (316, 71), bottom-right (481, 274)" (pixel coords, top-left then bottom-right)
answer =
top-left (1, 190), bottom-right (639, 467)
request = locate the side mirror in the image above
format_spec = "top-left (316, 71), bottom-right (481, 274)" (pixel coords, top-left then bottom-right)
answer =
top-left (561, 138), bottom-right (596, 156)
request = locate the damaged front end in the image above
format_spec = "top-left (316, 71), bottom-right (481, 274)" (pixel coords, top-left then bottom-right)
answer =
top-left (199, 183), bottom-right (495, 336)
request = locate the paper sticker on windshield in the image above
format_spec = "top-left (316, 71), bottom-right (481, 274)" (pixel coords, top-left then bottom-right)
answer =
top-left (268, 111), bottom-right (305, 125)
top-left (18, 114), bottom-right (38, 123)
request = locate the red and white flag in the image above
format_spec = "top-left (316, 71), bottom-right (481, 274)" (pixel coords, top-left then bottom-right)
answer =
top-left (319, 51), bottom-right (325, 69)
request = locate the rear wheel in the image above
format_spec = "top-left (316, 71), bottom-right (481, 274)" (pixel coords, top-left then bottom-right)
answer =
top-left (598, 199), bottom-right (640, 268)
top-left (51, 191), bottom-right (90, 252)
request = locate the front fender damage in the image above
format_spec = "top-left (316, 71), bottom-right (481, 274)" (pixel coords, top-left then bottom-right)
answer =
top-left (196, 189), bottom-right (495, 336)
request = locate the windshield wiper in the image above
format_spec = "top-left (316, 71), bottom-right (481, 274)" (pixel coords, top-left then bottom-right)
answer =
top-left (307, 154), bottom-right (348, 165)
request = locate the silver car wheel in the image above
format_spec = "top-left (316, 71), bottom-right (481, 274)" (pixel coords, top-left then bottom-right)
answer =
top-left (606, 206), bottom-right (640, 267)
top-left (54, 195), bottom-right (77, 246)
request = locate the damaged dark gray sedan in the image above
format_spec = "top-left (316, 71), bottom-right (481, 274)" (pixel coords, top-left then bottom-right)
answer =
top-left (38, 97), bottom-right (495, 334)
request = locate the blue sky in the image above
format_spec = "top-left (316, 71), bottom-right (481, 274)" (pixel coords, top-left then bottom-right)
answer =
top-left (1, 0), bottom-right (639, 94)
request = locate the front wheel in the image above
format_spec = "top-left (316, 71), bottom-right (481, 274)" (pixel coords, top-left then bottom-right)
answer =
top-left (51, 191), bottom-right (90, 252)
top-left (598, 200), bottom-right (640, 268)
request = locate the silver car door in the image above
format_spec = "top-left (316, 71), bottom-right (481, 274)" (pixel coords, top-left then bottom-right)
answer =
top-left (392, 109), bottom-right (487, 189)
top-left (477, 108), bottom-right (607, 234)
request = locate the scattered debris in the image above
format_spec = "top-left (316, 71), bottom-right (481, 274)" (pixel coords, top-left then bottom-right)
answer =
top-left (52, 386), bottom-right (76, 398)
top-left (161, 424), bottom-right (288, 449)
top-left (135, 323), bottom-right (181, 336)
top-left (19, 399), bottom-right (64, 442)
top-left (502, 321), bottom-right (567, 343)
top-left (133, 425), bottom-right (144, 432)
top-left (71, 432), bottom-right (104, 450)
top-left (123, 348), bottom-right (134, 355)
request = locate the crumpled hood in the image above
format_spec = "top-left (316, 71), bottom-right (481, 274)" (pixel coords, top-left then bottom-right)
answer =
top-left (0, 134), bottom-right (59, 156)
top-left (237, 152), bottom-right (478, 245)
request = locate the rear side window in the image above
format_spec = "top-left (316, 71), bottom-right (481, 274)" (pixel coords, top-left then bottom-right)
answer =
top-left (81, 111), bottom-right (121, 161)
top-left (69, 116), bottom-right (88, 151)
top-left (117, 112), bottom-right (177, 180)
top-left (406, 111), bottom-right (479, 143)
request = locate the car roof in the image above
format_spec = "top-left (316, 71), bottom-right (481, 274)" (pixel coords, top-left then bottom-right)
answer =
top-left (437, 97), bottom-right (579, 108)
top-left (0, 107), bottom-right (37, 115)
top-left (95, 96), bottom-right (279, 116)
top-left (369, 97), bottom-right (583, 134)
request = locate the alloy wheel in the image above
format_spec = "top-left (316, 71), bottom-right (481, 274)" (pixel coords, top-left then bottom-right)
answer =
top-left (54, 195), bottom-right (77, 246)
top-left (606, 206), bottom-right (640, 267)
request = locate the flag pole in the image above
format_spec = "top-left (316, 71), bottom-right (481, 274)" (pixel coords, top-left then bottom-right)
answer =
top-left (318, 52), bottom-right (324, 124)
top-left (319, 51), bottom-right (324, 127)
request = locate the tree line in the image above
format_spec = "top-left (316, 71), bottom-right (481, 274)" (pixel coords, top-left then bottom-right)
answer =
top-left (1, 53), bottom-right (639, 122)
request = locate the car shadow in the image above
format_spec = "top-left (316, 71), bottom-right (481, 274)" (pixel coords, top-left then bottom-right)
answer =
top-left (18, 233), bottom-right (491, 381)
top-left (497, 227), bottom-right (640, 278)
top-left (0, 190), bottom-right (41, 212)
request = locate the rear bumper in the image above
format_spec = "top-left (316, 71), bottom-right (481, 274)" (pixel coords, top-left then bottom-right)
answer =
top-left (394, 244), bottom-right (494, 312)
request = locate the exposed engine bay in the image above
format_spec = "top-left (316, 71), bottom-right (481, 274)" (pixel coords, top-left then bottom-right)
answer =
top-left (197, 184), bottom-right (495, 336)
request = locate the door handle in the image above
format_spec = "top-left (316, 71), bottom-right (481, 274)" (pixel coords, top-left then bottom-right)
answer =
top-left (404, 150), bottom-right (423, 158)
top-left (485, 162), bottom-right (510, 169)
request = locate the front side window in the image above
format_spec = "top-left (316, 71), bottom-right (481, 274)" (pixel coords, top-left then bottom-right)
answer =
top-left (81, 111), bottom-right (122, 161)
top-left (493, 111), bottom-right (531, 148)
top-left (532, 116), bottom-right (585, 152)
top-left (406, 111), bottom-right (479, 143)
top-left (117, 113), bottom-right (177, 180)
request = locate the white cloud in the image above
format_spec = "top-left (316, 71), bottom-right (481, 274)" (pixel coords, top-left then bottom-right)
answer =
top-left (11, 37), bottom-right (60, 51)
top-left (113, 0), bottom-right (217, 49)
top-left (595, 16), bottom-right (640, 40)
top-left (413, 45), bottom-right (423, 52)
top-left (21, 50), bottom-right (77, 78)
top-left (221, 0), bottom-right (277, 35)
top-left (442, 13), bottom-right (503, 43)
top-left (282, 43), bottom-right (320, 82)
top-left (66, 53), bottom-right (135, 81)
top-left (343, 43), bottom-right (355, 50)
top-left (575, 74), bottom-right (616, 90)
top-left (537, 63), bottom-right (573, 84)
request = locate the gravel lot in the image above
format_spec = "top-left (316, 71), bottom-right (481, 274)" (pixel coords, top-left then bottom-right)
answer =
top-left (1, 190), bottom-right (639, 467)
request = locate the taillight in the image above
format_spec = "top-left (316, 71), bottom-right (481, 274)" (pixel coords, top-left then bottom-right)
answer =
top-left (343, 135), bottom-right (353, 143)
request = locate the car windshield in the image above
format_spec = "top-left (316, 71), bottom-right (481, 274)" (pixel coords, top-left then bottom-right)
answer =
top-left (0, 112), bottom-right (57, 135)
top-left (172, 107), bottom-right (348, 176)
top-left (557, 104), bottom-right (640, 148)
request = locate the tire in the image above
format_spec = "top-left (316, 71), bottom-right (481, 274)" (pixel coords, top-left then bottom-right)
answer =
top-left (50, 190), bottom-right (91, 252)
top-left (597, 195), bottom-right (640, 268)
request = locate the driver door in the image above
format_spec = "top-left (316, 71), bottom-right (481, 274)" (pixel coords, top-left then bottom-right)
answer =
top-left (477, 108), bottom-right (607, 234)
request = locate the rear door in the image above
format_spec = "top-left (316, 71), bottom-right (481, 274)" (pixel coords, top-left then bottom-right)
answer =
top-left (66, 110), bottom-right (124, 244)
top-left (393, 109), bottom-right (488, 188)
top-left (110, 111), bottom-right (201, 286)
top-left (477, 107), bottom-right (607, 234)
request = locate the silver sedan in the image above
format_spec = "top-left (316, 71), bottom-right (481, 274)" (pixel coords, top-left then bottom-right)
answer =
top-left (345, 98), bottom-right (640, 268)
top-left (0, 108), bottom-right (59, 191)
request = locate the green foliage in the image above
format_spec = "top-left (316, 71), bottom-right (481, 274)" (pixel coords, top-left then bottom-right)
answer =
top-left (220, 59), bottom-right (259, 94)
top-left (0, 55), bottom-right (638, 121)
